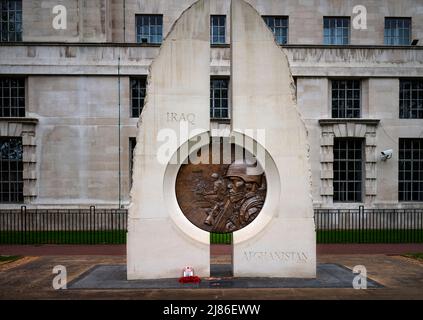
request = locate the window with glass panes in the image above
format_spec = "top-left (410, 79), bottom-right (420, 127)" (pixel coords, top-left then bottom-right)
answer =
top-left (129, 137), bottom-right (136, 187)
top-left (399, 79), bottom-right (423, 119)
top-left (0, 77), bottom-right (25, 117)
top-left (0, 0), bottom-right (22, 42)
top-left (131, 77), bottom-right (146, 118)
top-left (333, 138), bottom-right (364, 202)
top-left (384, 18), bottom-right (411, 45)
top-left (323, 17), bottom-right (350, 45)
top-left (332, 80), bottom-right (360, 118)
top-left (210, 78), bottom-right (229, 119)
top-left (263, 16), bottom-right (288, 45)
top-left (399, 138), bottom-right (423, 202)
top-left (210, 15), bottom-right (226, 44)
top-left (0, 137), bottom-right (23, 203)
top-left (136, 15), bottom-right (163, 44)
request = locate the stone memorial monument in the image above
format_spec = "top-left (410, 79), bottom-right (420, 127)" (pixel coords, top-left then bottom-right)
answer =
top-left (127, 0), bottom-right (316, 280)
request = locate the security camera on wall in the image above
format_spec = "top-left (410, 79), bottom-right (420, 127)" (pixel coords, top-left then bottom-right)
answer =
top-left (381, 149), bottom-right (393, 161)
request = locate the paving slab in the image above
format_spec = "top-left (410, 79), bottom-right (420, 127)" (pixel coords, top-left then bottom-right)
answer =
top-left (210, 264), bottom-right (233, 277)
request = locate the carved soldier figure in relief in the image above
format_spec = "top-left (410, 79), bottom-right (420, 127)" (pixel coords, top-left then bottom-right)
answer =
top-left (203, 173), bottom-right (227, 227)
top-left (223, 161), bottom-right (266, 232)
top-left (176, 158), bottom-right (266, 233)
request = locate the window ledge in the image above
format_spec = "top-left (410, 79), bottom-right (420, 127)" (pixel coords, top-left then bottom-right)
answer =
top-left (211, 44), bottom-right (230, 48)
top-left (319, 118), bottom-right (380, 126)
top-left (398, 201), bottom-right (423, 204)
top-left (211, 118), bottom-right (231, 124)
top-left (0, 117), bottom-right (38, 124)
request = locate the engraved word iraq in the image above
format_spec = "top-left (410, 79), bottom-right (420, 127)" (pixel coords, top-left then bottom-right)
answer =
top-left (167, 112), bottom-right (196, 125)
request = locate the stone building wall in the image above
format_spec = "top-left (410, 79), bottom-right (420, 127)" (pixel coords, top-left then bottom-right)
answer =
top-left (21, 0), bottom-right (423, 44)
top-left (27, 76), bottom-right (135, 207)
top-left (23, 0), bottom-right (112, 42)
top-left (0, 0), bottom-right (422, 209)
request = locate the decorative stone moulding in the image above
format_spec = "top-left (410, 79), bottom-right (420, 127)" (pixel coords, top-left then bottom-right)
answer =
top-left (0, 118), bottom-right (38, 203)
top-left (318, 119), bottom-right (380, 205)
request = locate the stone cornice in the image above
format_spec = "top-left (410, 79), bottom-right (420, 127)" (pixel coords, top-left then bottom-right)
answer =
top-left (0, 42), bottom-right (422, 50)
top-left (1, 44), bottom-right (421, 77)
top-left (0, 117), bottom-right (39, 124)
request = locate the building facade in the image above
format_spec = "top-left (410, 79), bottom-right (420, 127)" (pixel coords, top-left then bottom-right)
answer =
top-left (0, 0), bottom-right (422, 209)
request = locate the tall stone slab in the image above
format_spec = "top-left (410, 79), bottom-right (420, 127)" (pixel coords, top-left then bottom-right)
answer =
top-left (231, 0), bottom-right (316, 277)
top-left (127, 0), bottom-right (210, 280)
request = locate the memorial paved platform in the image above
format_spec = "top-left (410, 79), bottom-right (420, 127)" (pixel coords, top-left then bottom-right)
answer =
top-left (0, 254), bottom-right (421, 299)
top-left (68, 264), bottom-right (382, 289)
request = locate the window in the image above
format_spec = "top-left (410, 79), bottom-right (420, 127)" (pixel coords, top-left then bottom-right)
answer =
top-left (399, 79), bottom-right (423, 119)
top-left (0, 77), bottom-right (25, 117)
top-left (331, 80), bottom-right (360, 118)
top-left (210, 77), bottom-right (229, 119)
top-left (0, 0), bottom-right (22, 42)
top-left (399, 139), bottom-right (423, 202)
top-left (210, 15), bottom-right (225, 44)
top-left (131, 77), bottom-right (146, 118)
top-left (136, 15), bottom-right (163, 44)
top-left (263, 16), bottom-right (288, 45)
top-left (385, 18), bottom-right (411, 45)
top-left (323, 17), bottom-right (350, 45)
top-left (129, 138), bottom-right (136, 187)
top-left (333, 138), bottom-right (363, 202)
top-left (0, 137), bottom-right (23, 203)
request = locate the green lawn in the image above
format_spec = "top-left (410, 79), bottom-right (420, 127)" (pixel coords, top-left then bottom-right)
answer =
top-left (0, 255), bottom-right (22, 263)
top-left (210, 233), bottom-right (233, 245)
top-left (403, 253), bottom-right (423, 261)
top-left (0, 231), bottom-right (126, 245)
top-left (0, 229), bottom-right (422, 244)
top-left (317, 229), bottom-right (423, 243)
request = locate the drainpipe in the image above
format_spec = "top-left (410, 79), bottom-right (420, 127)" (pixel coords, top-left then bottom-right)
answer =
top-left (118, 56), bottom-right (122, 209)
top-left (123, 0), bottom-right (126, 42)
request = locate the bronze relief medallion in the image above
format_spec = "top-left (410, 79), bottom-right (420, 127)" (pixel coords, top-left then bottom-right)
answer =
top-left (175, 144), bottom-right (267, 233)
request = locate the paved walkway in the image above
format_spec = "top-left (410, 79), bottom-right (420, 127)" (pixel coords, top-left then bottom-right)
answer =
top-left (1, 243), bottom-right (422, 256)
top-left (0, 254), bottom-right (421, 299)
top-left (0, 245), bottom-right (126, 256)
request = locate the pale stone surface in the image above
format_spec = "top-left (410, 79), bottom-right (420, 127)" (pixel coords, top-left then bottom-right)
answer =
top-left (23, 0), bottom-right (112, 42)
top-left (108, 0), bottom-right (231, 43)
top-left (127, 0), bottom-right (211, 280)
top-left (112, 0), bottom-right (423, 45)
top-left (22, 0), bottom-right (423, 45)
top-left (2, 45), bottom-right (422, 78)
top-left (246, 0), bottom-right (423, 46)
top-left (231, 0), bottom-right (316, 277)
top-left (26, 76), bottom-right (133, 207)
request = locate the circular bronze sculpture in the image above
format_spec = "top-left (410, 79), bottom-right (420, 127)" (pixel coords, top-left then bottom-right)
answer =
top-left (175, 146), bottom-right (267, 233)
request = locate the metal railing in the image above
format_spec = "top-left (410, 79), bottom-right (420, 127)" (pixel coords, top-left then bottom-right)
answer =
top-left (0, 206), bottom-right (422, 244)
top-left (315, 207), bottom-right (423, 243)
top-left (0, 206), bottom-right (127, 244)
